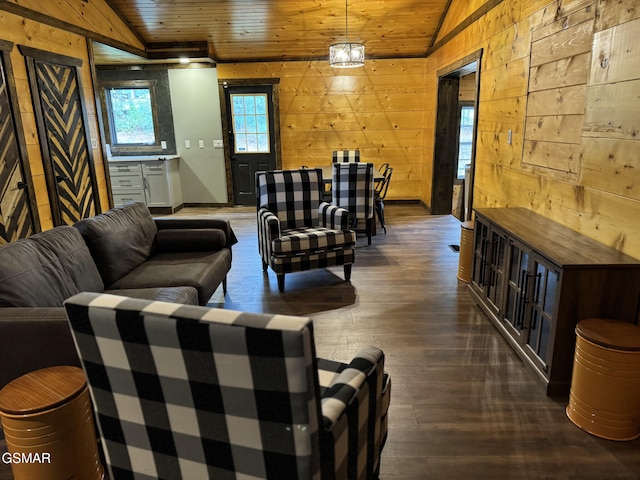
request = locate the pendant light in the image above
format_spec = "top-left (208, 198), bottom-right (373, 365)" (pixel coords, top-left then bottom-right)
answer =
top-left (329, 0), bottom-right (364, 68)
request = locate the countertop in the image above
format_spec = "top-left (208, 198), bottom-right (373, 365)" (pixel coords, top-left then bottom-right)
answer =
top-left (108, 155), bottom-right (180, 162)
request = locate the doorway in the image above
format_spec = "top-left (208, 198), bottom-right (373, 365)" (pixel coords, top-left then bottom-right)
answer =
top-left (431, 50), bottom-right (482, 220)
top-left (220, 80), bottom-right (281, 206)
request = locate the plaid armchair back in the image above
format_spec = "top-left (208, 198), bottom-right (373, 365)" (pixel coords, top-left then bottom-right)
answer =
top-left (256, 169), bottom-right (325, 231)
top-left (332, 163), bottom-right (375, 220)
top-left (64, 292), bottom-right (322, 480)
top-left (332, 150), bottom-right (360, 163)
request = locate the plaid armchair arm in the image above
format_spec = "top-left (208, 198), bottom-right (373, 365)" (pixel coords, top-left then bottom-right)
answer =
top-left (319, 346), bottom-right (388, 479)
top-left (318, 202), bottom-right (350, 230)
top-left (257, 207), bottom-right (282, 264)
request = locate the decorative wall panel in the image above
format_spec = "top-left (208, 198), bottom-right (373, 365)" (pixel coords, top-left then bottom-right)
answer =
top-left (21, 46), bottom-right (99, 226)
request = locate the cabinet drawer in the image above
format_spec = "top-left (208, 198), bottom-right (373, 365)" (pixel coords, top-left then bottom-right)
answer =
top-left (109, 162), bottom-right (142, 175)
top-left (112, 191), bottom-right (146, 207)
top-left (142, 161), bottom-right (166, 173)
top-left (110, 172), bottom-right (143, 190)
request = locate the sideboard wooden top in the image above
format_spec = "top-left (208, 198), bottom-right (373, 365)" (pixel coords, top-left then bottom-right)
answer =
top-left (474, 208), bottom-right (640, 268)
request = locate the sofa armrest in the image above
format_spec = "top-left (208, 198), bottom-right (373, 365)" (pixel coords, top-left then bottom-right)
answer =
top-left (0, 307), bottom-right (80, 390)
top-left (318, 202), bottom-right (350, 230)
top-left (154, 218), bottom-right (238, 249)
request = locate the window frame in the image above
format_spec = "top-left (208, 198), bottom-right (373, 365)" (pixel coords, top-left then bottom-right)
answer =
top-left (99, 79), bottom-right (162, 155)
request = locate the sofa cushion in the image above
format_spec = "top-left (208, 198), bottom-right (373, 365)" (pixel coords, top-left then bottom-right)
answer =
top-left (155, 228), bottom-right (227, 253)
top-left (104, 287), bottom-right (199, 305)
top-left (108, 250), bottom-right (232, 305)
top-left (0, 226), bottom-right (104, 307)
top-left (74, 202), bottom-right (158, 287)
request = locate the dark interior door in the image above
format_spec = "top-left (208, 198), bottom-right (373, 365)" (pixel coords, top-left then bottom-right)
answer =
top-left (432, 76), bottom-right (459, 215)
top-left (21, 47), bottom-right (99, 226)
top-left (0, 43), bottom-right (39, 244)
top-left (224, 84), bottom-right (277, 206)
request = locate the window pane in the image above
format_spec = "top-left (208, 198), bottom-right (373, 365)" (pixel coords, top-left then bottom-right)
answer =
top-left (246, 134), bottom-right (258, 151)
top-left (257, 134), bottom-right (269, 152)
top-left (257, 116), bottom-right (268, 133)
top-left (245, 115), bottom-right (257, 133)
top-left (232, 96), bottom-right (245, 114)
top-left (256, 95), bottom-right (267, 114)
top-left (457, 105), bottom-right (475, 179)
top-left (109, 88), bottom-right (155, 144)
top-left (234, 116), bottom-right (246, 134)
top-left (245, 96), bottom-right (256, 114)
top-left (235, 134), bottom-right (247, 152)
top-left (231, 94), bottom-right (270, 154)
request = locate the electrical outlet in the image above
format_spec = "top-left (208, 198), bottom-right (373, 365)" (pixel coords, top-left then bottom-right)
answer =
top-left (185, 140), bottom-right (191, 149)
top-left (161, 141), bottom-right (167, 149)
top-left (91, 138), bottom-right (98, 149)
top-left (198, 139), bottom-right (205, 149)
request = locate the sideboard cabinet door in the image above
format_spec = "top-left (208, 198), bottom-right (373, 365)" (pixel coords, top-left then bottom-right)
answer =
top-left (469, 207), bottom-right (640, 396)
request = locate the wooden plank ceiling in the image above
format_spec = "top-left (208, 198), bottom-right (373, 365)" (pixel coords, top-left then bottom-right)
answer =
top-left (101, 0), bottom-right (452, 63)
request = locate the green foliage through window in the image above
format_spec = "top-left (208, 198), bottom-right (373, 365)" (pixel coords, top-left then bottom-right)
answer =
top-left (108, 87), bottom-right (156, 145)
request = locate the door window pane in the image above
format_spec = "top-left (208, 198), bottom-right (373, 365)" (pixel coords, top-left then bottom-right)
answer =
top-left (231, 94), bottom-right (270, 154)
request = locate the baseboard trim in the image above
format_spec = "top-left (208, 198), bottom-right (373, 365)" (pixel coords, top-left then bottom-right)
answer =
top-left (183, 202), bottom-right (231, 208)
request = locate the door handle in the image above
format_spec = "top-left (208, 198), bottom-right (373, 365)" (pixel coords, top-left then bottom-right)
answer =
top-left (17, 181), bottom-right (28, 190)
top-left (55, 175), bottom-right (69, 183)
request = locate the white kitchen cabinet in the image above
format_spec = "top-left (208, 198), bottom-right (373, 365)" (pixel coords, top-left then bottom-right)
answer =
top-left (108, 157), bottom-right (183, 213)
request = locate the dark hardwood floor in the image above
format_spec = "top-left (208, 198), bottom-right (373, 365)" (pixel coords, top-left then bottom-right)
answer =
top-left (200, 203), bottom-right (640, 480)
top-left (1, 204), bottom-right (638, 479)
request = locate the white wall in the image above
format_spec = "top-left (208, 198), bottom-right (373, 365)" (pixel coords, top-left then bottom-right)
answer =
top-left (168, 67), bottom-right (228, 204)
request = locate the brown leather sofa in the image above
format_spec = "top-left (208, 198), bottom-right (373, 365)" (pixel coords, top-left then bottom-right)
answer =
top-left (0, 201), bottom-right (237, 390)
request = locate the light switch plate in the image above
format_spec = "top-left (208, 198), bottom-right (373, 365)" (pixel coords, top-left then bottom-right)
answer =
top-left (161, 140), bottom-right (167, 149)
top-left (213, 140), bottom-right (224, 149)
top-left (185, 140), bottom-right (191, 149)
top-left (198, 139), bottom-right (205, 149)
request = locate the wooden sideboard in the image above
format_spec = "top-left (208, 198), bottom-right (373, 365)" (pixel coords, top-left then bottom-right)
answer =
top-left (469, 207), bottom-right (640, 396)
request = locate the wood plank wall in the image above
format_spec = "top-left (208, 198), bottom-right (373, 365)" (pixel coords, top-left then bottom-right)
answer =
top-left (2, 0), bottom-right (638, 260)
top-left (0, 0), bottom-right (139, 229)
top-left (218, 0), bottom-right (640, 259)
top-left (1, 10), bottom-right (105, 228)
top-left (425, 0), bottom-right (640, 259)
top-left (217, 60), bottom-right (427, 200)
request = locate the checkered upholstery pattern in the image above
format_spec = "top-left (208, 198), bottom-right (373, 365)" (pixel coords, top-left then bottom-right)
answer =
top-left (332, 150), bottom-right (360, 163)
top-left (332, 163), bottom-right (376, 245)
top-left (64, 292), bottom-right (390, 480)
top-left (256, 169), bottom-right (356, 290)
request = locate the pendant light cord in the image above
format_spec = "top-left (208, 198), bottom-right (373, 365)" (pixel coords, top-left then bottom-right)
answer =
top-left (345, 0), bottom-right (349, 42)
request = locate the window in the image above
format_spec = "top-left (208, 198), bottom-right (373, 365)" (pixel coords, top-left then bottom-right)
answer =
top-left (231, 94), bottom-right (270, 153)
top-left (101, 80), bottom-right (161, 153)
top-left (457, 104), bottom-right (475, 179)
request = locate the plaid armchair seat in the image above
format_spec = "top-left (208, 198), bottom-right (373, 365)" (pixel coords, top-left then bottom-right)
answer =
top-left (256, 169), bottom-right (356, 292)
top-left (64, 292), bottom-right (391, 480)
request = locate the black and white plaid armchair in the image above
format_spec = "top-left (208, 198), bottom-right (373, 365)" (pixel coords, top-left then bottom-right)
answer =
top-left (332, 163), bottom-right (376, 245)
top-left (332, 150), bottom-right (360, 163)
top-left (256, 169), bottom-right (356, 292)
top-left (64, 292), bottom-right (391, 480)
